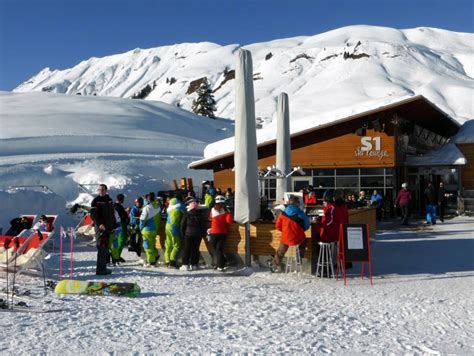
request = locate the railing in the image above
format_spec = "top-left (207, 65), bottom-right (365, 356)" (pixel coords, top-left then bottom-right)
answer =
top-left (7, 185), bottom-right (55, 194)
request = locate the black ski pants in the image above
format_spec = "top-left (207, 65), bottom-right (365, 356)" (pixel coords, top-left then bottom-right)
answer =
top-left (128, 226), bottom-right (142, 257)
top-left (400, 204), bottom-right (410, 225)
top-left (182, 234), bottom-right (202, 266)
top-left (210, 233), bottom-right (226, 269)
top-left (439, 203), bottom-right (446, 222)
top-left (96, 229), bottom-right (111, 273)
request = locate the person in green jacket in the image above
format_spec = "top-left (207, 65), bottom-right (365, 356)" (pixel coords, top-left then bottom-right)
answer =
top-left (139, 192), bottom-right (161, 266)
top-left (165, 197), bottom-right (185, 268)
top-left (204, 187), bottom-right (215, 208)
top-left (111, 193), bottom-right (129, 265)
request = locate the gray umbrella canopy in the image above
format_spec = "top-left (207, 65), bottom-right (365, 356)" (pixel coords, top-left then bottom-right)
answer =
top-left (276, 92), bottom-right (291, 201)
top-left (233, 49), bottom-right (260, 224)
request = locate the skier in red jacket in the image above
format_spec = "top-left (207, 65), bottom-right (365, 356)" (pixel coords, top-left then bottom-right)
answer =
top-left (208, 195), bottom-right (233, 271)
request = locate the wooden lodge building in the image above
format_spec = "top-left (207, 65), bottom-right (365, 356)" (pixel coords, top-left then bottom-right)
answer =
top-left (189, 95), bottom-right (473, 216)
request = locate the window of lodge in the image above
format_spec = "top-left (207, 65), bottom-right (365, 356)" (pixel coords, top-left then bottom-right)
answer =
top-left (261, 168), bottom-right (394, 202)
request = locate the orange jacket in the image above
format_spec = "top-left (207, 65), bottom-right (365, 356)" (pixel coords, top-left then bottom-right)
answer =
top-left (275, 207), bottom-right (309, 246)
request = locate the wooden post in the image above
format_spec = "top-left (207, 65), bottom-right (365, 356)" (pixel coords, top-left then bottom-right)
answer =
top-left (245, 222), bottom-right (251, 267)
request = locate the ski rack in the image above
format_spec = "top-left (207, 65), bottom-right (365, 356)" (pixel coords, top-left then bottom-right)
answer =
top-left (7, 185), bottom-right (55, 194)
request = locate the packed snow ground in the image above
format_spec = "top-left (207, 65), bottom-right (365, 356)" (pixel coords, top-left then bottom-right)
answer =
top-left (1, 216), bottom-right (473, 354)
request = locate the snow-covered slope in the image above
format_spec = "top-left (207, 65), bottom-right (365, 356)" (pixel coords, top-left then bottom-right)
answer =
top-left (0, 91), bottom-right (232, 156)
top-left (0, 91), bottom-right (233, 229)
top-left (15, 26), bottom-right (474, 126)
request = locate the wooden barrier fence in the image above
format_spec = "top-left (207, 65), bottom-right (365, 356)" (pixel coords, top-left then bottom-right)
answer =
top-left (156, 207), bottom-right (376, 258)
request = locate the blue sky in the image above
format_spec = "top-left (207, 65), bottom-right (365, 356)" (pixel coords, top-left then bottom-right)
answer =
top-left (0, 0), bottom-right (472, 90)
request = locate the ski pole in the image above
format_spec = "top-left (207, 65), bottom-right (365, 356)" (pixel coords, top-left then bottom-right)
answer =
top-left (4, 238), bottom-right (10, 305)
top-left (11, 238), bottom-right (20, 310)
top-left (59, 227), bottom-right (64, 280)
top-left (69, 227), bottom-right (74, 278)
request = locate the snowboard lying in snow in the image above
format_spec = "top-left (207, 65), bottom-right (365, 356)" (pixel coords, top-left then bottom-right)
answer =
top-left (55, 280), bottom-right (140, 298)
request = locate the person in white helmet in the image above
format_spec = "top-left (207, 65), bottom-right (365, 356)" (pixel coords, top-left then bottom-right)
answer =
top-left (208, 195), bottom-right (233, 271)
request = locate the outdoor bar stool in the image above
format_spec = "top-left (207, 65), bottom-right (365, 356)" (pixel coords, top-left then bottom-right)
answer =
top-left (285, 245), bottom-right (303, 276)
top-left (316, 242), bottom-right (336, 279)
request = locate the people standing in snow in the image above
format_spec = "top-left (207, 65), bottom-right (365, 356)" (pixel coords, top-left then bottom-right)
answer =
top-left (394, 183), bottom-right (412, 226)
top-left (438, 181), bottom-right (449, 222)
top-left (128, 197), bottom-right (143, 257)
top-left (139, 192), bottom-right (161, 266)
top-left (224, 189), bottom-right (234, 213)
top-left (208, 195), bottom-right (233, 271)
top-left (204, 186), bottom-right (215, 208)
top-left (143, 193), bottom-right (150, 207)
top-left (112, 193), bottom-right (128, 264)
top-left (319, 190), bottom-right (348, 243)
top-left (180, 197), bottom-right (207, 271)
top-left (91, 184), bottom-right (117, 275)
top-left (424, 182), bottom-right (438, 225)
top-left (5, 216), bottom-right (32, 236)
top-left (273, 195), bottom-right (310, 273)
top-left (370, 190), bottom-right (383, 222)
top-left (32, 214), bottom-right (50, 232)
top-left (164, 196), bottom-right (185, 268)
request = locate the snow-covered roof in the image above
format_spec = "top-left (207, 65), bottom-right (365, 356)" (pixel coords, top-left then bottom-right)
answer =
top-left (405, 143), bottom-right (466, 166)
top-left (189, 94), bottom-right (458, 168)
top-left (452, 120), bottom-right (474, 144)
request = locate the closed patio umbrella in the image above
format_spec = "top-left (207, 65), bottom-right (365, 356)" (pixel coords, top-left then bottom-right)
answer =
top-left (275, 92), bottom-right (291, 201)
top-left (233, 49), bottom-right (260, 266)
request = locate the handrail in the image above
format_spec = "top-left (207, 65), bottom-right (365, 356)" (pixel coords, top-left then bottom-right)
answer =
top-left (7, 185), bottom-right (54, 194)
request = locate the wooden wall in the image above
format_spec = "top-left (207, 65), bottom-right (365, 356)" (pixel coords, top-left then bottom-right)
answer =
top-left (155, 208), bottom-right (377, 258)
top-left (458, 144), bottom-right (474, 189)
top-left (214, 129), bottom-right (395, 191)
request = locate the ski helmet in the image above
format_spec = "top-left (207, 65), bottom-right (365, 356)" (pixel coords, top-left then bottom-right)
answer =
top-left (323, 189), bottom-right (334, 202)
top-left (215, 195), bottom-right (226, 204)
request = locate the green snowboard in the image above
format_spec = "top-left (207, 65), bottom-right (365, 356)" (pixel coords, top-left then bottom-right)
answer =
top-left (55, 279), bottom-right (140, 298)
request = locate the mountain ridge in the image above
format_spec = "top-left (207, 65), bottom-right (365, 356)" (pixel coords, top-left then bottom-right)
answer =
top-left (14, 25), bottom-right (474, 125)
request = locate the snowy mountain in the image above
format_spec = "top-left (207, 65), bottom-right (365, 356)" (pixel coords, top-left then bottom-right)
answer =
top-left (0, 91), bottom-right (233, 229)
top-left (14, 25), bottom-right (474, 126)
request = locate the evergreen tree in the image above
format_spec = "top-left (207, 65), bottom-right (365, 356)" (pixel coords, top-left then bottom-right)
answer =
top-left (131, 84), bottom-right (152, 99)
top-left (192, 81), bottom-right (217, 118)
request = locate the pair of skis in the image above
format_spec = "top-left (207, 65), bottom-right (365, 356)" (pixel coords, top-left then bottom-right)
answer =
top-left (0, 286), bottom-right (62, 314)
top-left (0, 299), bottom-right (62, 313)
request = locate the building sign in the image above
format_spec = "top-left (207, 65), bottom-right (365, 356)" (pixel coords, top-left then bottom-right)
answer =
top-left (355, 136), bottom-right (389, 160)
